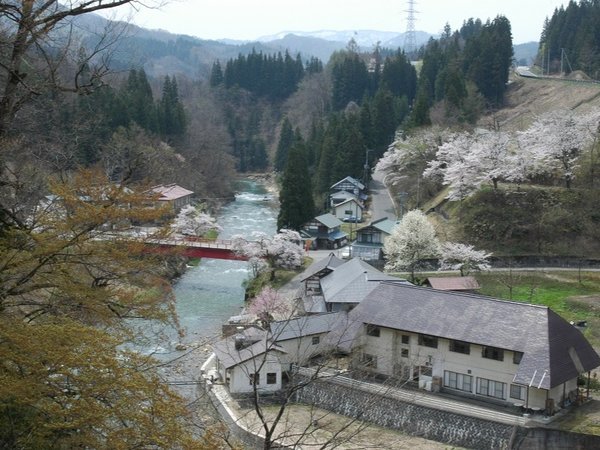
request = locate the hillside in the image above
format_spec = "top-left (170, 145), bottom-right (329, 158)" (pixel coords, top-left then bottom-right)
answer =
top-left (482, 73), bottom-right (600, 131)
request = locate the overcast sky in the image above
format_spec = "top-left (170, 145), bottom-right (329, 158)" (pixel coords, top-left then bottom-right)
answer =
top-left (118, 0), bottom-right (568, 44)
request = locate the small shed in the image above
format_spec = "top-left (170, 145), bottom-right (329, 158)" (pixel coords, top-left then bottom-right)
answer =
top-left (149, 183), bottom-right (194, 213)
top-left (425, 276), bottom-right (481, 292)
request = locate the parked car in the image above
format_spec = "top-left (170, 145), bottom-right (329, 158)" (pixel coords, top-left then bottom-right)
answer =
top-left (343, 216), bottom-right (362, 223)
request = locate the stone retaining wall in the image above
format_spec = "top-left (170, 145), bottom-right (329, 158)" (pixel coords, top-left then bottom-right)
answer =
top-left (295, 376), bottom-right (514, 449)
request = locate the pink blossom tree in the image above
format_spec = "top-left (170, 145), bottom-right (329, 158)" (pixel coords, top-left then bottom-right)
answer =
top-left (247, 287), bottom-right (293, 324)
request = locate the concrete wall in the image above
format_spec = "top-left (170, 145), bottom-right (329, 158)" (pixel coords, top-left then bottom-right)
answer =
top-left (295, 375), bottom-right (515, 449)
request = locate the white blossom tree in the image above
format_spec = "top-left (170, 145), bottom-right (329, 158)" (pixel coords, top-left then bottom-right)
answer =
top-left (439, 242), bottom-right (492, 276)
top-left (383, 210), bottom-right (440, 282)
top-left (232, 229), bottom-right (304, 280)
top-left (376, 128), bottom-right (450, 201)
top-left (171, 204), bottom-right (221, 237)
top-left (517, 109), bottom-right (600, 188)
top-left (424, 129), bottom-right (514, 201)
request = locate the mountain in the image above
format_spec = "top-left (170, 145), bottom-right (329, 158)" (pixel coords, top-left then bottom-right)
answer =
top-left (513, 41), bottom-right (539, 66)
top-left (257, 29), bottom-right (434, 52)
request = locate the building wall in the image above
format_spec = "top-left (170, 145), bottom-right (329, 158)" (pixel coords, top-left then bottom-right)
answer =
top-left (228, 354), bottom-right (282, 394)
top-left (358, 326), bottom-right (563, 410)
top-left (276, 333), bottom-right (330, 367)
top-left (332, 201), bottom-right (362, 220)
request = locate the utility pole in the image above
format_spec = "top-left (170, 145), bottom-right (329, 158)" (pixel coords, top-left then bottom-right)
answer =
top-left (362, 148), bottom-right (373, 186)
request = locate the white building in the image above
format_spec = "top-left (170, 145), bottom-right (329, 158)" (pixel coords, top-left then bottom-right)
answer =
top-left (335, 282), bottom-right (600, 412)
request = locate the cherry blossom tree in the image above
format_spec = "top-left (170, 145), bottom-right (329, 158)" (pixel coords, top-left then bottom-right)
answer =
top-left (517, 109), bottom-right (600, 188)
top-left (231, 229), bottom-right (304, 280)
top-left (247, 287), bottom-right (294, 325)
top-left (439, 242), bottom-right (492, 276)
top-left (383, 209), bottom-right (439, 282)
top-left (171, 204), bottom-right (221, 237)
top-left (424, 129), bottom-right (514, 200)
top-left (376, 128), bottom-right (450, 203)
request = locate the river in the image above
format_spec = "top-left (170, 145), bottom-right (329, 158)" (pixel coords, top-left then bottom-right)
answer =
top-left (172, 179), bottom-right (278, 346)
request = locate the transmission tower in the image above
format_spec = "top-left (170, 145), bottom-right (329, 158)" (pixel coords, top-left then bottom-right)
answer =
top-left (403, 0), bottom-right (418, 58)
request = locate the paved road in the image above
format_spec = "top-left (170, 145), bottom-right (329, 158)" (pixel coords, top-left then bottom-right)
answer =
top-left (369, 167), bottom-right (397, 221)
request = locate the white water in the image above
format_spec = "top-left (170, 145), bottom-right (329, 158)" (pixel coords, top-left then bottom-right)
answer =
top-left (152, 179), bottom-right (278, 355)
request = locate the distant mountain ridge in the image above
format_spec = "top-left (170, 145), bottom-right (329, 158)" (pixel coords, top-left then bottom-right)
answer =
top-left (74, 13), bottom-right (536, 80)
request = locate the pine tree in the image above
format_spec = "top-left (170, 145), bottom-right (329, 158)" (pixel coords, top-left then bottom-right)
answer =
top-left (277, 143), bottom-right (315, 230)
top-left (158, 76), bottom-right (186, 138)
top-left (209, 60), bottom-right (224, 86)
top-left (274, 117), bottom-right (294, 172)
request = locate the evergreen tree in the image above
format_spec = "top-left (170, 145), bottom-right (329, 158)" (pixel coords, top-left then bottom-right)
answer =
top-left (209, 60), bottom-right (224, 86)
top-left (274, 117), bottom-right (294, 172)
top-left (277, 143), bottom-right (315, 230)
top-left (158, 75), bottom-right (186, 138)
top-left (330, 51), bottom-right (369, 110)
top-left (123, 68), bottom-right (157, 133)
top-left (370, 88), bottom-right (399, 158)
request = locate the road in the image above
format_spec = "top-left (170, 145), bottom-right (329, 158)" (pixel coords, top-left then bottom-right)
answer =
top-left (368, 167), bottom-right (397, 221)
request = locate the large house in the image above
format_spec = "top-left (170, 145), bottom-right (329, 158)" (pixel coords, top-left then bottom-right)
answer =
top-left (332, 197), bottom-right (364, 222)
top-left (212, 327), bottom-right (286, 394)
top-left (301, 213), bottom-right (348, 249)
top-left (335, 282), bottom-right (600, 412)
top-left (211, 315), bottom-right (343, 394)
top-left (330, 176), bottom-right (367, 202)
top-left (298, 257), bottom-right (409, 314)
top-left (351, 217), bottom-right (397, 261)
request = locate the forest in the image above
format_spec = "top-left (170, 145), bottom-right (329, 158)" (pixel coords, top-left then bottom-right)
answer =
top-left (538, 0), bottom-right (600, 77)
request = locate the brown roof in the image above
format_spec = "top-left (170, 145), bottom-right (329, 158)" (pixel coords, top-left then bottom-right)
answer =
top-left (426, 276), bottom-right (480, 291)
top-left (150, 184), bottom-right (194, 201)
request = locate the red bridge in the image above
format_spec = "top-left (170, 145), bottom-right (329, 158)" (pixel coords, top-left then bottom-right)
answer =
top-left (144, 237), bottom-right (248, 261)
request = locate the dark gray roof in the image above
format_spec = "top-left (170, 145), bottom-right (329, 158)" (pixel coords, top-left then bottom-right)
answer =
top-left (315, 213), bottom-right (343, 229)
top-left (321, 258), bottom-right (409, 305)
top-left (302, 295), bottom-right (328, 314)
top-left (331, 176), bottom-right (365, 191)
top-left (343, 282), bottom-right (600, 389)
top-left (212, 329), bottom-right (286, 369)
top-left (271, 312), bottom-right (344, 342)
top-left (300, 253), bottom-right (345, 282)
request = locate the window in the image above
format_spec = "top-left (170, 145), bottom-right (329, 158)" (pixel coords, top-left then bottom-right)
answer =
top-left (418, 334), bottom-right (438, 349)
top-left (401, 334), bottom-right (410, 345)
top-left (366, 325), bottom-right (381, 337)
top-left (510, 384), bottom-right (525, 400)
top-left (312, 336), bottom-right (320, 345)
top-left (401, 348), bottom-right (409, 358)
top-left (249, 373), bottom-right (260, 386)
top-left (267, 373), bottom-right (277, 385)
top-left (345, 209), bottom-right (353, 215)
top-left (477, 377), bottom-right (505, 399)
top-left (444, 371), bottom-right (473, 393)
top-left (361, 353), bottom-right (378, 369)
top-left (449, 340), bottom-right (471, 355)
top-left (513, 351), bottom-right (523, 364)
top-left (482, 346), bottom-right (504, 361)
